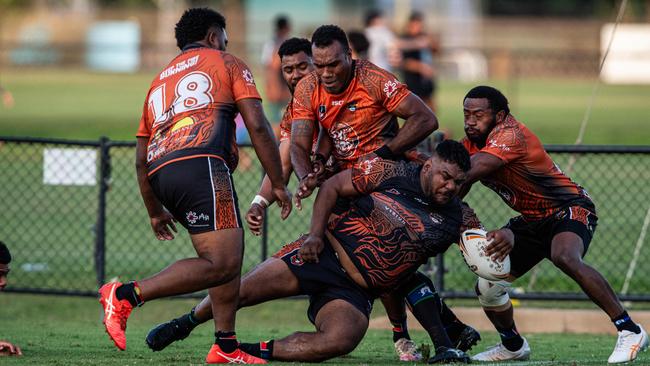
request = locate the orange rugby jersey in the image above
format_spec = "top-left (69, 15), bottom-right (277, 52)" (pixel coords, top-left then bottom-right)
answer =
top-left (279, 100), bottom-right (318, 145)
top-left (462, 115), bottom-right (591, 220)
top-left (137, 46), bottom-right (261, 175)
top-left (291, 59), bottom-right (411, 169)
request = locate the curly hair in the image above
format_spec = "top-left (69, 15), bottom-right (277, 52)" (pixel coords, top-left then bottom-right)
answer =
top-left (175, 8), bottom-right (226, 50)
top-left (464, 85), bottom-right (510, 115)
top-left (311, 24), bottom-right (349, 51)
top-left (434, 140), bottom-right (471, 172)
top-left (278, 37), bottom-right (312, 59)
top-left (0, 241), bottom-right (11, 265)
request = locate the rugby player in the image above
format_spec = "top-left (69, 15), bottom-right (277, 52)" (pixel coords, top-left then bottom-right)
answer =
top-left (145, 35), bottom-right (480, 361)
top-left (97, 8), bottom-right (290, 364)
top-left (245, 37), bottom-right (318, 236)
top-left (459, 86), bottom-right (647, 363)
top-left (0, 242), bottom-right (22, 357)
top-left (290, 24), bottom-right (480, 361)
top-left (159, 140), bottom-right (478, 363)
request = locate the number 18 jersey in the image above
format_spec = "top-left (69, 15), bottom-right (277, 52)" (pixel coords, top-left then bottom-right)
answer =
top-left (137, 45), bottom-right (261, 175)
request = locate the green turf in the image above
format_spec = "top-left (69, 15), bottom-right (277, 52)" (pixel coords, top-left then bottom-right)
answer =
top-left (1, 69), bottom-right (649, 144)
top-left (1, 293), bottom-right (646, 365)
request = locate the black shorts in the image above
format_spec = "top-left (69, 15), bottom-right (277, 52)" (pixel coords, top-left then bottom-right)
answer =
top-left (149, 156), bottom-right (242, 234)
top-left (506, 201), bottom-right (598, 277)
top-left (273, 235), bottom-right (374, 324)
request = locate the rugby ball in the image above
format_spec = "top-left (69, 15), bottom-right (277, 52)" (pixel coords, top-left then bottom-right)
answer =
top-left (459, 229), bottom-right (510, 281)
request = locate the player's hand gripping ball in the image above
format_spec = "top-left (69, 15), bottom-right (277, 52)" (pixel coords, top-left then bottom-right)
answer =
top-left (459, 229), bottom-right (510, 281)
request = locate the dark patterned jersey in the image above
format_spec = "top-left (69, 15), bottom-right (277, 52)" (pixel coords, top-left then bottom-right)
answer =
top-left (137, 45), bottom-right (261, 175)
top-left (327, 155), bottom-right (479, 293)
top-left (292, 59), bottom-right (411, 170)
top-left (461, 114), bottom-right (592, 220)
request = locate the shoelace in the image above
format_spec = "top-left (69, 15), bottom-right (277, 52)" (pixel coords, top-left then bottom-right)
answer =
top-left (614, 333), bottom-right (633, 351)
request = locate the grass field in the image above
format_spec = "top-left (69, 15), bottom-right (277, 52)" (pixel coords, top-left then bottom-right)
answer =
top-left (1, 68), bottom-right (650, 144)
top-left (1, 292), bottom-right (647, 365)
top-left (0, 69), bottom-right (649, 297)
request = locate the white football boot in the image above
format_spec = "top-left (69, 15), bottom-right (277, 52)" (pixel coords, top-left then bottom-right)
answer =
top-left (608, 325), bottom-right (648, 364)
top-left (472, 337), bottom-right (530, 362)
top-left (394, 338), bottom-right (423, 362)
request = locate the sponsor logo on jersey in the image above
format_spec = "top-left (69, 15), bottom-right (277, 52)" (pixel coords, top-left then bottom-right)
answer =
top-left (160, 55), bottom-right (200, 80)
top-left (429, 213), bottom-right (443, 224)
top-left (242, 69), bottom-right (255, 84)
top-left (358, 156), bottom-right (380, 175)
top-left (332, 100), bottom-right (344, 106)
top-left (290, 254), bottom-right (304, 266)
top-left (383, 79), bottom-right (398, 98)
top-left (331, 122), bottom-right (359, 158)
top-left (487, 139), bottom-right (511, 151)
top-left (483, 181), bottom-right (516, 207)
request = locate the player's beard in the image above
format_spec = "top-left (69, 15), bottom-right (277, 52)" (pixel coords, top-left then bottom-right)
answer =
top-left (466, 116), bottom-right (496, 147)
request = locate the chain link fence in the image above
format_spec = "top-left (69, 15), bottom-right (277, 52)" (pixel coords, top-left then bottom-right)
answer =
top-left (1, 136), bottom-right (649, 301)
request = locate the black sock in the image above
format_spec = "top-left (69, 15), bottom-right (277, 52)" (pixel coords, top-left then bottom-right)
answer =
top-left (239, 340), bottom-right (275, 360)
top-left (400, 272), bottom-right (452, 349)
top-left (215, 331), bottom-right (238, 353)
top-left (115, 282), bottom-right (142, 307)
top-left (496, 325), bottom-right (524, 351)
top-left (613, 311), bottom-right (641, 333)
top-left (390, 317), bottom-right (411, 342)
top-left (438, 296), bottom-right (460, 325)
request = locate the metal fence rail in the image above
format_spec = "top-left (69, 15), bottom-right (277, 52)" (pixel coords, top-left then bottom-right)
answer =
top-left (1, 136), bottom-right (649, 301)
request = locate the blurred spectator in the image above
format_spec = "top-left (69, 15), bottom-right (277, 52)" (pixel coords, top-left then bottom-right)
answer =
top-left (348, 30), bottom-right (370, 60)
top-left (399, 11), bottom-right (439, 112)
top-left (0, 242), bottom-right (22, 357)
top-left (260, 15), bottom-right (292, 136)
top-left (0, 84), bottom-right (14, 108)
top-left (364, 9), bottom-right (401, 71)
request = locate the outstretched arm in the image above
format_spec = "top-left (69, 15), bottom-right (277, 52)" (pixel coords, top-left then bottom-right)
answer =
top-left (238, 98), bottom-right (292, 219)
top-left (299, 169), bottom-right (359, 263)
top-left (458, 152), bottom-right (505, 199)
top-left (246, 140), bottom-right (293, 235)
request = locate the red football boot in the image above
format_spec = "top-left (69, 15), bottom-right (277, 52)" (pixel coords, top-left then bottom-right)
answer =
top-left (98, 281), bottom-right (133, 351)
top-left (205, 344), bottom-right (268, 364)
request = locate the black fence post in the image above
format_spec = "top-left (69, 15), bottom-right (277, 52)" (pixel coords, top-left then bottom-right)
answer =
top-left (95, 136), bottom-right (110, 289)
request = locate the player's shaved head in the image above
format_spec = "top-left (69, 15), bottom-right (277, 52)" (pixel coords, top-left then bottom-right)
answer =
top-left (175, 7), bottom-right (227, 50)
top-left (0, 241), bottom-right (10, 265)
top-left (464, 86), bottom-right (510, 115)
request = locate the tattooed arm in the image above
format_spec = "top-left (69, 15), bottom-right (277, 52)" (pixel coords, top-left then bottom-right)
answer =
top-left (290, 119), bottom-right (317, 180)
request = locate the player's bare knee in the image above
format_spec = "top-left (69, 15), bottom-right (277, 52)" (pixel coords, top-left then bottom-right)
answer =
top-left (551, 251), bottom-right (581, 272)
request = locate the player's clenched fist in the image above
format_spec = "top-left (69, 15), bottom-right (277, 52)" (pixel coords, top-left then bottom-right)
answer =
top-left (299, 235), bottom-right (324, 263)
